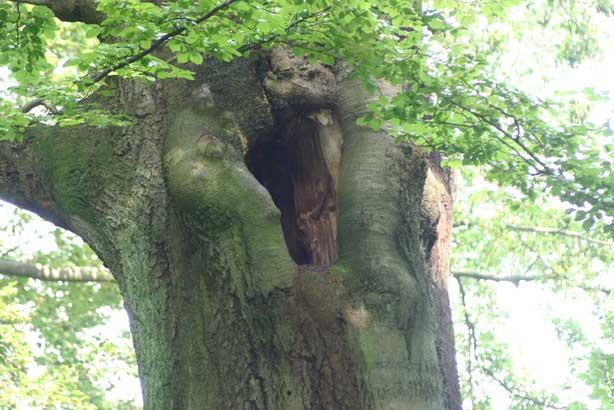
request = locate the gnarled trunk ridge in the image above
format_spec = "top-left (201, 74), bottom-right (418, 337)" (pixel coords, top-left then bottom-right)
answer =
top-left (0, 49), bottom-right (461, 409)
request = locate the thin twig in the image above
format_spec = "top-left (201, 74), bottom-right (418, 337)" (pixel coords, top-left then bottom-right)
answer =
top-left (452, 270), bottom-right (611, 294)
top-left (454, 276), bottom-right (477, 406)
top-left (455, 222), bottom-right (613, 247)
top-left (0, 259), bottom-right (114, 282)
top-left (481, 366), bottom-right (566, 410)
top-left (90, 0), bottom-right (242, 83)
top-left (456, 275), bottom-right (570, 410)
top-left (15, 1), bottom-right (21, 45)
top-left (0, 244), bottom-right (21, 259)
top-left (507, 224), bottom-right (614, 247)
top-left (237, 6), bottom-right (332, 53)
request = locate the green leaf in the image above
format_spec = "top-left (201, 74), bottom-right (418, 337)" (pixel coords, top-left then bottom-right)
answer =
top-left (85, 27), bottom-right (102, 38)
top-left (177, 53), bottom-right (189, 64)
top-left (188, 53), bottom-right (203, 65)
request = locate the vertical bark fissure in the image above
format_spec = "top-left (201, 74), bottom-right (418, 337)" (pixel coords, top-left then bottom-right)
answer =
top-left (289, 267), bottom-right (369, 409)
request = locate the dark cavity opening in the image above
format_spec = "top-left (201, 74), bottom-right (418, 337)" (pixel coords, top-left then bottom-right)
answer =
top-left (245, 114), bottom-right (338, 267)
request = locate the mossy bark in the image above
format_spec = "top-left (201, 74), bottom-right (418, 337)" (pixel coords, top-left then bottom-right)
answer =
top-left (0, 53), bottom-right (461, 410)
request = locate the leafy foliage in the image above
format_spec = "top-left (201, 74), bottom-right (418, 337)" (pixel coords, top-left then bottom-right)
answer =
top-left (0, 0), bottom-right (612, 407)
top-left (0, 0), bottom-right (610, 231)
top-left (0, 203), bottom-right (140, 409)
top-left (452, 169), bottom-right (613, 409)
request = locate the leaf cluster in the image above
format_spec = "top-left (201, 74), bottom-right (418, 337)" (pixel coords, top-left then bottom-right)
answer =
top-left (0, 204), bottom-right (139, 409)
top-left (0, 0), bottom-right (610, 232)
top-left (452, 171), bottom-right (613, 409)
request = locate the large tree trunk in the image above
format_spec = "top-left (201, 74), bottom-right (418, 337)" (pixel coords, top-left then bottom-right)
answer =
top-left (0, 49), bottom-right (460, 409)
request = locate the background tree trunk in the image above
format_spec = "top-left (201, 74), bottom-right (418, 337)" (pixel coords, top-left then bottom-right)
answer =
top-left (0, 50), bottom-right (461, 409)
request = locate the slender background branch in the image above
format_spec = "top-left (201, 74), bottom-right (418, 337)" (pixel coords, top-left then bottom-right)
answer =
top-left (455, 275), bottom-right (571, 410)
top-left (452, 270), bottom-right (611, 294)
top-left (505, 224), bottom-right (613, 246)
top-left (90, 0), bottom-right (241, 83)
top-left (0, 259), bottom-right (114, 282)
top-left (454, 222), bottom-right (612, 247)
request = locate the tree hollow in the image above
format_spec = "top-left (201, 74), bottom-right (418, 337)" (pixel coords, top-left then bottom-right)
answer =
top-left (246, 112), bottom-right (340, 267)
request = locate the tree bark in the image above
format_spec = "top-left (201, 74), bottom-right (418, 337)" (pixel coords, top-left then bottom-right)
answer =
top-left (0, 50), bottom-right (461, 409)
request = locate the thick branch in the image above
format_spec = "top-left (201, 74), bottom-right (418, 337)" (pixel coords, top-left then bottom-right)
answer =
top-left (21, 98), bottom-right (63, 115)
top-left (8, 0), bottom-right (165, 24)
top-left (481, 365), bottom-right (566, 410)
top-left (7, 0), bottom-right (103, 24)
top-left (0, 136), bottom-right (67, 229)
top-left (0, 259), bottom-right (113, 282)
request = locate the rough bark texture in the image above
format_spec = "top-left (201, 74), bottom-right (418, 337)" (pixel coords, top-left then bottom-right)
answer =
top-left (0, 48), bottom-right (461, 409)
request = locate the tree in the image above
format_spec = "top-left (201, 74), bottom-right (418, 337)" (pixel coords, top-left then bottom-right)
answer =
top-left (0, 1), bottom-right (610, 409)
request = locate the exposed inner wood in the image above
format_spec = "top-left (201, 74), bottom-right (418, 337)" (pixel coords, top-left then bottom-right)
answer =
top-left (246, 114), bottom-right (339, 267)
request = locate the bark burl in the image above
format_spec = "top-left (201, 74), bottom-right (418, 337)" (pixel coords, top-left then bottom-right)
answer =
top-left (0, 46), bottom-right (461, 409)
